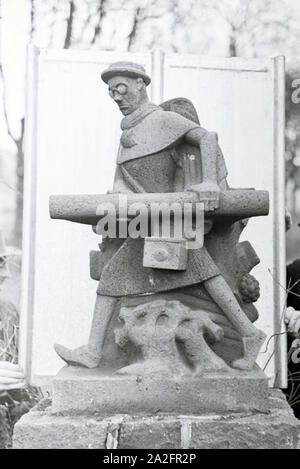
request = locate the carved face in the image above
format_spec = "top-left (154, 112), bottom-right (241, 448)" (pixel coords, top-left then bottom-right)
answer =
top-left (107, 76), bottom-right (145, 116)
top-left (114, 300), bottom-right (185, 349)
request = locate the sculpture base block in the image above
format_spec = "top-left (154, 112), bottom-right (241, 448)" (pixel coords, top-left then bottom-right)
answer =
top-left (51, 365), bottom-right (269, 415)
top-left (13, 390), bottom-right (300, 449)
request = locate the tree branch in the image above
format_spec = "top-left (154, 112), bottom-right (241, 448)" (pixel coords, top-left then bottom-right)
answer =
top-left (30, 0), bottom-right (35, 37)
top-left (0, 63), bottom-right (13, 140)
top-left (127, 6), bottom-right (141, 51)
top-left (90, 0), bottom-right (107, 46)
top-left (64, 0), bottom-right (76, 49)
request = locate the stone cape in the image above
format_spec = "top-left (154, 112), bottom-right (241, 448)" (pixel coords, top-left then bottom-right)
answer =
top-left (117, 103), bottom-right (228, 187)
top-left (117, 105), bottom-right (199, 163)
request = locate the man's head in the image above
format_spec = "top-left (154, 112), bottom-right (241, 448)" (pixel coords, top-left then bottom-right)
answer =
top-left (101, 62), bottom-right (151, 116)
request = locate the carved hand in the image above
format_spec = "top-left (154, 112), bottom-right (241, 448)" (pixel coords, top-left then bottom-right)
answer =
top-left (0, 362), bottom-right (24, 391)
top-left (285, 306), bottom-right (300, 338)
top-left (188, 182), bottom-right (220, 211)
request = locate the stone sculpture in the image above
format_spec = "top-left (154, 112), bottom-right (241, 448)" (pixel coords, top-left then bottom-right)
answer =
top-left (115, 299), bottom-right (229, 376)
top-left (50, 61), bottom-right (269, 377)
top-left (14, 60), bottom-right (300, 449)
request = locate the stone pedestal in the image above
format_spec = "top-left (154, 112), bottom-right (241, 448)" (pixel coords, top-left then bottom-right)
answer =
top-left (13, 299), bottom-right (300, 449)
top-left (13, 390), bottom-right (300, 449)
top-left (51, 365), bottom-right (269, 415)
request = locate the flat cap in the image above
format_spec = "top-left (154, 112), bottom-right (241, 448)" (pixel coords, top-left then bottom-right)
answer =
top-left (101, 61), bottom-right (151, 86)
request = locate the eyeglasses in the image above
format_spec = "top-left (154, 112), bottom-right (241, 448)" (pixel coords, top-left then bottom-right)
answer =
top-left (108, 84), bottom-right (128, 98)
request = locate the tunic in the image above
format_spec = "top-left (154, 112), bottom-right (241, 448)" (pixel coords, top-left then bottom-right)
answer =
top-left (96, 102), bottom-right (227, 297)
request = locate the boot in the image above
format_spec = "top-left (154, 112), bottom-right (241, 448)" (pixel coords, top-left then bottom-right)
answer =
top-left (54, 295), bottom-right (117, 368)
top-left (54, 344), bottom-right (100, 368)
top-left (231, 330), bottom-right (267, 371)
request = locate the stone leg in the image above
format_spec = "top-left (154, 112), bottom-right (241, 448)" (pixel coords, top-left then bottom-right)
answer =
top-left (204, 275), bottom-right (266, 370)
top-left (54, 295), bottom-right (117, 368)
top-left (176, 316), bottom-right (229, 373)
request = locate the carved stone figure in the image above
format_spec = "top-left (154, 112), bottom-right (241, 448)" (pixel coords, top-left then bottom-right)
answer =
top-left (51, 61), bottom-right (269, 374)
top-left (14, 59), bottom-right (300, 450)
top-left (115, 299), bottom-right (229, 376)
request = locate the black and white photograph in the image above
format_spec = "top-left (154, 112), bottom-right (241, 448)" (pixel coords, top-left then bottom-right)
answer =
top-left (0, 0), bottom-right (300, 452)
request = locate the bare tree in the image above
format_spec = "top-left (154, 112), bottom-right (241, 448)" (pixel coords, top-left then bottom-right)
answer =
top-left (49, 0), bottom-right (113, 49)
top-left (64, 0), bottom-right (76, 48)
top-left (125, 0), bottom-right (179, 52)
top-left (201, 0), bottom-right (293, 57)
top-left (90, 0), bottom-right (107, 45)
top-left (127, 4), bottom-right (141, 51)
top-left (30, 0), bottom-right (35, 36)
top-left (122, 0), bottom-right (213, 54)
top-left (0, 0), bottom-right (30, 245)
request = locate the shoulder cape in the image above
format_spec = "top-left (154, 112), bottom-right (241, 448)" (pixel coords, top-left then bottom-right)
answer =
top-left (117, 109), bottom-right (199, 164)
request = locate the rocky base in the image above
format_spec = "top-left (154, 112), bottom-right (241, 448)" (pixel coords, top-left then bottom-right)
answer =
top-left (13, 390), bottom-right (300, 449)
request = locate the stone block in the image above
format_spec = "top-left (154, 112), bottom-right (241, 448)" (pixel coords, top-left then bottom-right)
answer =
top-left (118, 416), bottom-right (182, 449)
top-left (13, 390), bottom-right (300, 449)
top-left (143, 237), bottom-right (188, 270)
top-left (51, 365), bottom-right (269, 415)
top-left (188, 390), bottom-right (300, 449)
top-left (13, 409), bottom-right (108, 449)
